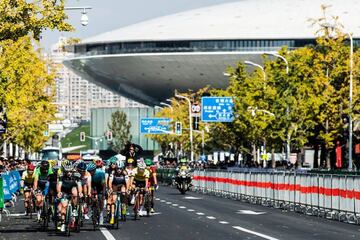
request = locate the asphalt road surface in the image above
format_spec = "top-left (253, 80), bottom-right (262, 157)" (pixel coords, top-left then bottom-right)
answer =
top-left (1, 186), bottom-right (360, 240)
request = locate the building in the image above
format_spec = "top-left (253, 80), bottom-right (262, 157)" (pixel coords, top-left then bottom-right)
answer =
top-left (63, 0), bottom-right (360, 106)
top-left (50, 37), bottom-right (143, 121)
top-left (90, 107), bottom-right (159, 151)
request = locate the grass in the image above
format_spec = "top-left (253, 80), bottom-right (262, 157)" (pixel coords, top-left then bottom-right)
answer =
top-left (61, 123), bottom-right (91, 152)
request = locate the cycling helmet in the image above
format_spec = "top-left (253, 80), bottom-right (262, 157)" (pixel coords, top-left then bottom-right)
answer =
top-left (94, 159), bottom-right (103, 167)
top-left (127, 158), bottom-right (135, 164)
top-left (117, 161), bottom-right (125, 169)
top-left (27, 164), bottom-right (35, 171)
top-left (144, 159), bottom-right (153, 167)
top-left (40, 160), bottom-right (50, 170)
top-left (53, 165), bottom-right (60, 172)
top-left (48, 160), bottom-right (57, 168)
top-left (138, 161), bottom-right (146, 170)
top-left (109, 157), bottom-right (117, 165)
top-left (87, 163), bottom-right (96, 172)
top-left (77, 161), bottom-right (87, 171)
top-left (62, 160), bottom-right (74, 172)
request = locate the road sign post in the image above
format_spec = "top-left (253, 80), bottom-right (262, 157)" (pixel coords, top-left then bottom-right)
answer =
top-left (175, 122), bottom-right (182, 135)
top-left (201, 97), bottom-right (234, 122)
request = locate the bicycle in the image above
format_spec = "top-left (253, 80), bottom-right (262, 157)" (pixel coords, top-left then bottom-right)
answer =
top-left (143, 190), bottom-right (152, 217)
top-left (23, 187), bottom-right (34, 219)
top-left (90, 193), bottom-right (100, 231)
top-left (133, 187), bottom-right (147, 220)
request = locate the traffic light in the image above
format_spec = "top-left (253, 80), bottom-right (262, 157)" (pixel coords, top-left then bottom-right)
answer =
top-left (107, 131), bottom-right (113, 141)
top-left (192, 116), bottom-right (200, 130)
top-left (80, 132), bottom-right (86, 142)
top-left (175, 122), bottom-right (182, 135)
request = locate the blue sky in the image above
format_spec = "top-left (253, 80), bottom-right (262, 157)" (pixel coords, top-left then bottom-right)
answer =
top-left (41, 0), bottom-right (239, 51)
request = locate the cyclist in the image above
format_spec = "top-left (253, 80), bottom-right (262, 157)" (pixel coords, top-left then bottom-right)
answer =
top-left (129, 161), bottom-right (150, 216)
top-left (121, 142), bottom-right (143, 165)
top-left (145, 159), bottom-right (158, 213)
top-left (21, 164), bottom-right (36, 215)
top-left (56, 160), bottom-right (82, 232)
top-left (107, 161), bottom-right (129, 224)
top-left (87, 162), bottom-right (106, 225)
top-left (105, 157), bottom-right (118, 189)
top-left (33, 160), bottom-right (53, 221)
top-left (76, 161), bottom-right (91, 219)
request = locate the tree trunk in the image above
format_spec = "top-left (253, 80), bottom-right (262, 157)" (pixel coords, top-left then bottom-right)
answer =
top-left (314, 144), bottom-right (319, 169)
top-left (252, 143), bottom-right (257, 165)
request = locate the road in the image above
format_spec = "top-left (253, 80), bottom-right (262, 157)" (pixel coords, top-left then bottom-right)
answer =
top-left (1, 186), bottom-right (360, 240)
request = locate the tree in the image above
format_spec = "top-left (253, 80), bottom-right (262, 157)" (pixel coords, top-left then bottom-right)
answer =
top-left (108, 110), bottom-right (132, 153)
top-left (0, 0), bottom-right (73, 41)
top-left (0, 36), bottom-right (57, 151)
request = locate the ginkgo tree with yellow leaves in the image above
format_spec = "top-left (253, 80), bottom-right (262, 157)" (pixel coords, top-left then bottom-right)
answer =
top-left (0, 0), bottom-right (73, 152)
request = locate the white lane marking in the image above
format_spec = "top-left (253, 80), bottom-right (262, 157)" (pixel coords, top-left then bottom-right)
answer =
top-left (179, 206), bottom-right (186, 209)
top-left (8, 213), bottom-right (26, 217)
top-left (237, 210), bottom-right (266, 215)
top-left (184, 196), bottom-right (202, 200)
top-left (206, 216), bottom-right (216, 220)
top-left (151, 212), bottom-right (162, 215)
top-left (160, 200), bottom-right (165, 202)
top-left (100, 227), bottom-right (116, 240)
top-left (219, 221), bottom-right (229, 224)
top-left (187, 209), bottom-right (195, 212)
top-left (232, 226), bottom-right (279, 240)
top-left (172, 204), bottom-right (179, 207)
top-left (166, 202), bottom-right (172, 204)
top-left (155, 198), bottom-right (160, 201)
top-left (196, 212), bottom-right (205, 215)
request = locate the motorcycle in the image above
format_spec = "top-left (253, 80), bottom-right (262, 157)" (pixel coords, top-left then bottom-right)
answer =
top-left (175, 170), bottom-right (192, 194)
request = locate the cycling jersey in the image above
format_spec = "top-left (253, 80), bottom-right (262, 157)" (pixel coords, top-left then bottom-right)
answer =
top-left (131, 168), bottom-right (150, 182)
top-left (91, 169), bottom-right (105, 193)
top-left (148, 166), bottom-right (157, 185)
top-left (22, 171), bottom-right (35, 188)
top-left (58, 172), bottom-right (81, 194)
top-left (34, 168), bottom-right (53, 195)
top-left (79, 171), bottom-right (91, 186)
top-left (110, 170), bottom-right (128, 186)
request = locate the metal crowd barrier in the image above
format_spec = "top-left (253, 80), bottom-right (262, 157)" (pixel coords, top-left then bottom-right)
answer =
top-left (192, 169), bottom-right (360, 225)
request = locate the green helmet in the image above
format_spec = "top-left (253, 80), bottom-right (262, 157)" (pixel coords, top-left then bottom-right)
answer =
top-left (109, 156), bottom-right (117, 165)
top-left (144, 159), bottom-right (153, 166)
top-left (179, 158), bottom-right (187, 163)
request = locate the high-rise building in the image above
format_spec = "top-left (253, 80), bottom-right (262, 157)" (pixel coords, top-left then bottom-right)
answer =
top-left (49, 37), bottom-right (144, 121)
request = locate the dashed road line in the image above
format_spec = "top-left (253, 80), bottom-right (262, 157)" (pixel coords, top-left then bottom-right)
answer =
top-left (166, 202), bottom-right (172, 204)
top-left (172, 204), bottom-right (179, 206)
top-left (219, 221), bottom-right (229, 224)
top-left (187, 209), bottom-right (195, 212)
top-left (232, 226), bottom-right (279, 240)
top-left (155, 198), bottom-right (160, 201)
top-left (100, 227), bottom-right (116, 240)
top-left (196, 212), bottom-right (205, 216)
top-left (206, 216), bottom-right (216, 220)
top-left (178, 206), bottom-right (186, 209)
top-left (160, 200), bottom-right (165, 202)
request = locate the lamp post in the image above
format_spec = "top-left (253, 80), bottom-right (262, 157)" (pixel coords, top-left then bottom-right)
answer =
top-left (175, 93), bottom-right (193, 162)
top-left (264, 52), bottom-right (291, 163)
top-left (244, 61), bottom-right (266, 83)
top-left (160, 102), bottom-right (173, 112)
top-left (166, 98), bottom-right (180, 107)
top-left (64, 6), bottom-right (92, 26)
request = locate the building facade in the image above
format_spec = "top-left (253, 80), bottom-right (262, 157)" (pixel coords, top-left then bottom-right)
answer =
top-left (50, 37), bottom-right (144, 121)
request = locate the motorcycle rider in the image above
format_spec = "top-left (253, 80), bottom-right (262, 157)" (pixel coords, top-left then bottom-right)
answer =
top-left (175, 158), bottom-right (192, 189)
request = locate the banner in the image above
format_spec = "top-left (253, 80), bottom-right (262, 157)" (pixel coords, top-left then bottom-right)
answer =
top-left (0, 177), bottom-right (4, 209)
top-left (1, 171), bottom-right (21, 201)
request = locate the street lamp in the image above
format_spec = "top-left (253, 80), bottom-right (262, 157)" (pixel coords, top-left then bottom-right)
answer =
top-left (244, 60), bottom-right (266, 90)
top-left (160, 102), bottom-right (173, 112)
top-left (167, 98), bottom-right (180, 107)
top-left (264, 52), bottom-right (291, 163)
top-left (321, 23), bottom-right (354, 170)
top-left (154, 105), bottom-right (163, 110)
top-left (175, 93), bottom-right (194, 162)
top-left (65, 6), bottom-right (92, 26)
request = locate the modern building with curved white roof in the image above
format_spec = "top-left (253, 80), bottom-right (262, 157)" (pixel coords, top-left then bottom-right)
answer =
top-left (64, 0), bottom-right (360, 106)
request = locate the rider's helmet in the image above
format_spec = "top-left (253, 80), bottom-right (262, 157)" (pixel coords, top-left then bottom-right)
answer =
top-left (77, 161), bottom-right (87, 173)
top-left (117, 160), bottom-right (125, 169)
top-left (48, 160), bottom-right (58, 168)
top-left (179, 158), bottom-right (187, 165)
top-left (137, 161), bottom-right (146, 172)
top-left (126, 158), bottom-right (135, 166)
top-left (94, 159), bottom-right (103, 168)
top-left (62, 160), bottom-right (74, 172)
top-left (87, 162), bottom-right (97, 172)
top-left (144, 159), bottom-right (153, 167)
top-left (109, 157), bottom-right (117, 167)
top-left (27, 164), bottom-right (35, 172)
top-left (40, 160), bottom-right (50, 173)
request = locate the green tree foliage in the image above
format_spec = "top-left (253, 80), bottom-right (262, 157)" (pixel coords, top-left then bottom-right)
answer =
top-left (108, 110), bottom-right (132, 153)
top-left (0, 0), bottom-right (73, 41)
top-left (0, 36), bottom-right (57, 151)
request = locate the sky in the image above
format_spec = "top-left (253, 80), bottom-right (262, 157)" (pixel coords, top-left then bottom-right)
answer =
top-left (41, 0), bottom-right (240, 51)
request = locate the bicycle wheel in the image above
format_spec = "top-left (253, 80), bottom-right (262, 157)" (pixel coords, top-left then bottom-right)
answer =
top-left (92, 201), bottom-right (99, 231)
top-left (76, 204), bottom-right (82, 233)
top-left (42, 200), bottom-right (48, 230)
top-left (115, 196), bottom-right (120, 229)
top-left (144, 193), bottom-right (151, 217)
top-left (65, 204), bottom-right (72, 237)
top-left (121, 203), bottom-right (127, 222)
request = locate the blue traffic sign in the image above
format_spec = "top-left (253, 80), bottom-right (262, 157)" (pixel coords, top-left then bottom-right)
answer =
top-left (201, 97), bottom-right (234, 122)
top-left (140, 118), bottom-right (172, 134)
